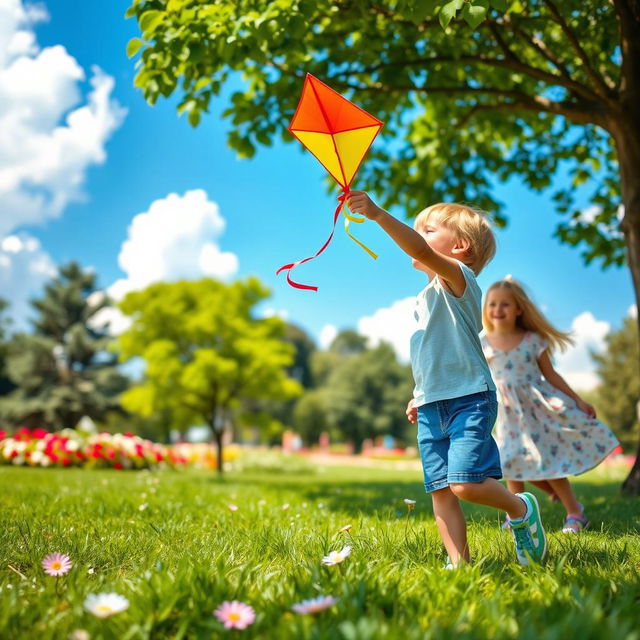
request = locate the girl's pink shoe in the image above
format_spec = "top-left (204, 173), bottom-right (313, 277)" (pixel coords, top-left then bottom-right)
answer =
top-left (562, 512), bottom-right (589, 533)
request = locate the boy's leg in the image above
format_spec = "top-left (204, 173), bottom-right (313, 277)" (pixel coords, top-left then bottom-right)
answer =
top-left (443, 391), bottom-right (547, 564)
top-left (449, 478), bottom-right (526, 520)
top-left (431, 486), bottom-right (469, 565)
top-left (450, 480), bottom-right (547, 564)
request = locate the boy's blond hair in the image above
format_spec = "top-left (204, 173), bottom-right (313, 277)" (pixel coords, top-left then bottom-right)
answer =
top-left (414, 203), bottom-right (496, 275)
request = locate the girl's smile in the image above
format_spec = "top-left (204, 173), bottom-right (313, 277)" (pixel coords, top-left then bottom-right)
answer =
top-left (486, 290), bottom-right (521, 329)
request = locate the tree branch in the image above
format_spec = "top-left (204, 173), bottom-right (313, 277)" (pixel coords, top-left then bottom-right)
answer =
top-left (542, 0), bottom-right (616, 94)
top-left (335, 53), bottom-right (604, 106)
top-left (330, 77), bottom-right (608, 128)
top-left (486, 18), bottom-right (606, 104)
top-left (486, 21), bottom-right (519, 62)
top-left (612, 0), bottom-right (640, 102)
top-left (499, 17), bottom-right (573, 82)
top-left (467, 96), bottom-right (609, 128)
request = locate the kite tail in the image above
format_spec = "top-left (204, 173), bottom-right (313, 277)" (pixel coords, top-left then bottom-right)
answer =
top-left (341, 205), bottom-right (378, 260)
top-left (275, 192), bottom-right (348, 291)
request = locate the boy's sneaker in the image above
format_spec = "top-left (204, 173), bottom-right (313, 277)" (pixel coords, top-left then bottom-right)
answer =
top-left (510, 492), bottom-right (548, 566)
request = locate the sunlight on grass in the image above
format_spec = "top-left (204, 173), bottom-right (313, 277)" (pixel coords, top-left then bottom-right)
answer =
top-left (0, 462), bottom-right (638, 639)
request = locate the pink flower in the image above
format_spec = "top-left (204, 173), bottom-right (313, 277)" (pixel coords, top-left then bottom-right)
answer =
top-left (42, 553), bottom-right (72, 576)
top-left (213, 600), bottom-right (256, 630)
top-left (292, 595), bottom-right (338, 615)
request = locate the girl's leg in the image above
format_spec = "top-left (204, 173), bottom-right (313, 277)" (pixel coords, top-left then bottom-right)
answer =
top-left (431, 486), bottom-right (470, 565)
top-left (529, 480), bottom-right (558, 500)
top-left (449, 478), bottom-right (527, 520)
top-left (508, 479), bottom-right (558, 500)
top-left (507, 480), bottom-right (525, 494)
top-left (546, 478), bottom-right (582, 515)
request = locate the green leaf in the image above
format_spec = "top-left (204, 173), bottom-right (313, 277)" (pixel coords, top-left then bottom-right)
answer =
top-left (462, 4), bottom-right (488, 29)
top-left (489, 0), bottom-right (508, 11)
top-left (402, 0), bottom-right (439, 24)
top-left (126, 37), bottom-right (144, 59)
top-left (439, 0), bottom-right (459, 28)
top-left (139, 10), bottom-right (165, 33)
top-left (187, 108), bottom-right (201, 127)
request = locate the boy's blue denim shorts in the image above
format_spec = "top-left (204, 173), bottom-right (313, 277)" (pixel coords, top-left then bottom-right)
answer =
top-left (417, 390), bottom-right (502, 493)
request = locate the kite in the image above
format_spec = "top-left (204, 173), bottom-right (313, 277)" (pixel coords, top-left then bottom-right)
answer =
top-left (276, 73), bottom-right (383, 291)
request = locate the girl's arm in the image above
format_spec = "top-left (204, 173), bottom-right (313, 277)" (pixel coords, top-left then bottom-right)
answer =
top-left (538, 350), bottom-right (597, 418)
top-left (346, 191), bottom-right (466, 295)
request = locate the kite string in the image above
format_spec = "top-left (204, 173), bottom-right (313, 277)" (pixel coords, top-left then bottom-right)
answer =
top-left (275, 192), bottom-right (349, 291)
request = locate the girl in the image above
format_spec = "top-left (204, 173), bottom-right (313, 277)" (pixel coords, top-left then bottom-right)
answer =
top-left (481, 277), bottom-right (620, 533)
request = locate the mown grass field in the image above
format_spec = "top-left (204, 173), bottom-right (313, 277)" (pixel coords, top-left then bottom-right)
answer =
top-left (1, 456), bottom-right (639, 639)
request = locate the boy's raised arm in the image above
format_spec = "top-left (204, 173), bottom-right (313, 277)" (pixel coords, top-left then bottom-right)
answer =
top-left (346, 191), bottom-right (466, 294)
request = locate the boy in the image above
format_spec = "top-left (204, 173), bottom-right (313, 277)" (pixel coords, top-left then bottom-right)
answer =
top-left (346, 192), bottom-right (547, 566)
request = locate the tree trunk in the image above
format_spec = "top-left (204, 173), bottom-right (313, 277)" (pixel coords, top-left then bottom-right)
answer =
top-left (213, 426), bottom-right (224, 474)
top-left (613, 109), bottom-right (640, 495)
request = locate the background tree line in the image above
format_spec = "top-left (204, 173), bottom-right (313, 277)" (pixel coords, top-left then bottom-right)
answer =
top-left (0, 262), bottom-right (638, 465)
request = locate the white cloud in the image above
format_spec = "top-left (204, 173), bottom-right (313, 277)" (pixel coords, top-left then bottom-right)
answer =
top-left (261, 307), bottom-right (289, 320)
top-left (0, 0), bottom-right (125, 328)
top-left (628, 304), bottom-right (637, 319)
top-left (110, 190), bottom-right (239, 300)
top-left (357, 297), bottom-right (415, 362)
top-left (0, 232), bottom-right (56, 328)
top-left (0, 0), bottom-right (126, 237)
top-left (555, 311), bottom-right (610, 391)
top-left (98, 190), bottom-right (239, 335)
top-left (319, 324), bottom-right (337, 350)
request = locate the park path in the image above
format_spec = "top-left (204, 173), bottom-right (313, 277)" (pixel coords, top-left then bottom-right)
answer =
top-left (302, 452), bottom-right (422, 471)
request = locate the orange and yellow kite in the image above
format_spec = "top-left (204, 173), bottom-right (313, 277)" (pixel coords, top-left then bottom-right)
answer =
top-left (276, 74), bottom-right (383, 291)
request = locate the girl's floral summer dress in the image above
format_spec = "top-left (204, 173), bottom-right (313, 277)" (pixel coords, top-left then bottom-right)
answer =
top-left (481, 332), bottom-right (619, 480)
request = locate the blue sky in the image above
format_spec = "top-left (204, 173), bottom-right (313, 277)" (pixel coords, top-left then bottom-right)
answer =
top-left (0, 0), bottom-right (633, 390)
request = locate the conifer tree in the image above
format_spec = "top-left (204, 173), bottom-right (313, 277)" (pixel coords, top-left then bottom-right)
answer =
top-left (0, 263), bottom-right (128, 429)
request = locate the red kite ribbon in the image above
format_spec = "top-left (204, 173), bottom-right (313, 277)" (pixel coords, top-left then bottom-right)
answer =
top-left (276, 191), bottom-right (351, 292)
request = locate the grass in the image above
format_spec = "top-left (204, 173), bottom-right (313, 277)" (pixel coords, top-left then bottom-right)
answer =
top-left (0, 457), bottom-right (639, 639)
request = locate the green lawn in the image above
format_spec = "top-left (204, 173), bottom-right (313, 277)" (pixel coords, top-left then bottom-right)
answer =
top-left (1, 457), bottom-right (639, 639)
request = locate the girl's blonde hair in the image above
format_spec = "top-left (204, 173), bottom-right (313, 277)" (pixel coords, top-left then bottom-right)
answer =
top-left (483, 277), bottom-right (574, 353)
top-left (414, 203), bottom-right (496, 275)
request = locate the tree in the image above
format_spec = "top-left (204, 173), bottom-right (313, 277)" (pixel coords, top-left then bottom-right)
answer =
top-left (0, 263), bottom-right (129, 429)
top-left (292, 389), bottom-right (330, 445)
top-left (117, 277), bottom-right (302, 472)
top-left (284, 322), bottom-right (317, 387)
top-left (0, 299), bottom-right (14, 396)
top-left (238, 322), bottom-right (317, 442)
top-left (322, 342), bottom-right (414, 452)
top-left (127, 0), bottom-right (640, 492)
top-left (591, 315), bottom-right (640, 492)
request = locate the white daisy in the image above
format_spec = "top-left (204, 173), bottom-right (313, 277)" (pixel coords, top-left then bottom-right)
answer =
top-left (84, 593), bottom-right (129, 618)
top-left (322, 545), bottom-right (351, 566)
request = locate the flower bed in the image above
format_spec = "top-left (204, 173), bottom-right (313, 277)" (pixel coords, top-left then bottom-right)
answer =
top-left (0, 427), bottom-right (239, 470)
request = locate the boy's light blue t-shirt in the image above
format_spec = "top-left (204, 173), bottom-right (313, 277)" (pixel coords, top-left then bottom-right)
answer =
top-left (410, 261), bottom-right (496, 407)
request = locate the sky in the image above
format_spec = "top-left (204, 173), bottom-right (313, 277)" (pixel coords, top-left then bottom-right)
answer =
top-left (0, 0), bottom-right (634, 391)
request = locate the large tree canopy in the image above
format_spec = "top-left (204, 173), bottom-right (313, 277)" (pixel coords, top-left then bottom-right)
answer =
top-left (127, 0), bottom-right (640, 491)
top-left (118, 277), bottom-right (301, 472)
top-left (127, 0), bottom-right (631, 267)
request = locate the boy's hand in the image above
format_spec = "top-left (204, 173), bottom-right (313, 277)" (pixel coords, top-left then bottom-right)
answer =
top-left (346, 191), bottom-right (384, 221)
top-left (406, 398), bottom-right (417, 424)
